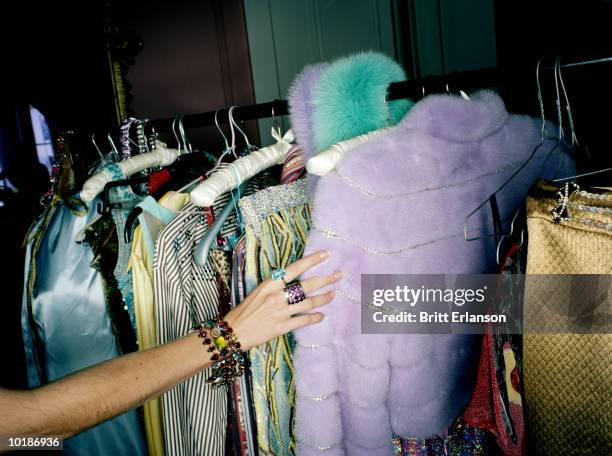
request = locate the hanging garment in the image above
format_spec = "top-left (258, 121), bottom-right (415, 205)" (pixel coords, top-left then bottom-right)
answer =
top-left (105, 163), bottom-right (145, 330)
top-left (523, 179), bottom-right (612, 456)
top-left (224, 146), bottom-right (307, 456)
top-left (20, 197), bottom-right (147, 456)
top-left (130, 191), bottom-right (189, 456)
top-left (288, 54), bottom-right (574, 455)
top-left (154, 180), bottom-right (263, 456)
top-left (462, 241), bottom-right (526, 456)
top-left (280, 144), bottom-right (306, 184)
top-left (228, 234), bottom-right (259, 456)
top-left (85, 207), bottom-right (139, 355)
top-left (239, 179), bottom-right (311, 455)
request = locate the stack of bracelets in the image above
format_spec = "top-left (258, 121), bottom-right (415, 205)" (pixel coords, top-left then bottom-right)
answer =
top-left (189, 315), bottom-right (246, 389)
top-left (189, 268), bottom-right (306, 388)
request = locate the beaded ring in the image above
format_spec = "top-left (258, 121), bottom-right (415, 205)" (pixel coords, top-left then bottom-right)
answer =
top-left (284, 280), bottom-right (306, 305)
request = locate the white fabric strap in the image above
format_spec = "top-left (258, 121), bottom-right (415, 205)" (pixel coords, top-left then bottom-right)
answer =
top-left (189, 128), bottom-right (294, 207)
top-left (306, 127), bottom-right (390, 176)
top-left (79, 143), bottom-right (179, 203)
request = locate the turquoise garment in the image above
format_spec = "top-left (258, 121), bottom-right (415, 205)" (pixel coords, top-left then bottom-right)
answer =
top-left (20, 197), bottom-right (147, 456)
top-left (105, 163), bottom-right (143, 330)
top-left (137, 195), bottom-right (179, 259)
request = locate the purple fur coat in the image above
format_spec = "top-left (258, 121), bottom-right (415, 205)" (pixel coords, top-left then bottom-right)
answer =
top-left (289, 65), bottom-right (574, 455)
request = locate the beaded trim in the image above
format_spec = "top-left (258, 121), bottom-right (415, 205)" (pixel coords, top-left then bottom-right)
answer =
top-left (297, 342), bottom-right (320, 349)
top-left (568, 217), bottom-right (612, 232)
top-left (314, 226), bottom-right (462, 256)
top-left (335, 288), bottom-right (358, 302)
top-left (338, 286), bottom-right (400, 313)
top-left (298, 440), bottom-right (340, 451)
top-left (551, 182), bottom-right (612, 229)
top-left (365, 299), bottom-right (400, 314)
top-left (238, 180), bottom-right (309, 238)
top-left (333, 159), bottom-right (526, 199)
top-left (570, 203), bottom-right (612, 215)
top-left (577, 190), bottom-right (612, 201)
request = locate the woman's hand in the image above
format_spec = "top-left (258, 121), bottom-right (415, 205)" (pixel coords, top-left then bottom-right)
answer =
top-left (224, 250), bottom-right (341, 351)
top-left (0, 251), bottom-right (340, 440)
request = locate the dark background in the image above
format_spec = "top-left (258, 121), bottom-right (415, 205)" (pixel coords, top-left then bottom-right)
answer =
top-left (1, 0), bottom-right (611, 389)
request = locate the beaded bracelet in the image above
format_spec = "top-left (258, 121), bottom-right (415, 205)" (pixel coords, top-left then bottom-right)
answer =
top-left (189, 315), bottom-right (246, 389)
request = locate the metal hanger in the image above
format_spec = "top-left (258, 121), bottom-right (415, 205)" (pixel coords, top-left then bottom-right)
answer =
top-left (107, 133), bottom-right (120, 158)
top-left (464, 58), bottom-right (558, 241)
top-left (178, 115), bottom-right (193, 154)
top-left (123, 116), bottom-right (198, 242)
top-left (271, 101), bottom-right (282, 135)
top-left (229, 105), bottom-right (256, 154)
top-left (194, 108), bottom-right (248, 265)
top-left (496, 208), bottom-right (525, 265)
top-left (205, 110), bottom-right (234, 177)
top-left (91, 133), bottom-right (104, 160)
top-left (554, 57), bottom-right (612, 182)
top-left (533, 57), bottom-right (575, 179)
top-left (172, 110), bottom-right (232, 195)
top-left (171, 117), bottom-right (183, 156)
top-left (86, 132), bottom-right (119, 176)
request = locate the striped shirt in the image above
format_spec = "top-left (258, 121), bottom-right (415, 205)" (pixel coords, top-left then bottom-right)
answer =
top-left (153, 180), bottom-right (262, 456)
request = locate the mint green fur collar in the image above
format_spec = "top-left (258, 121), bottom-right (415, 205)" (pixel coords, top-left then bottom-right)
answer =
top-left (310, 52), bottom-right (414, 153)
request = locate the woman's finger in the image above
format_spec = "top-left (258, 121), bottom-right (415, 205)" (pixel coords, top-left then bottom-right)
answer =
top-left (284, 290), bottom-right (335, 316)
top-left (283, 250), bottom-right (330, 283)
top-left (300, 272), bottom-right (343, 294)
top-left (266, 273), bottom-right (340, 308)
top-left (282, 312), bottom-right (325, 333)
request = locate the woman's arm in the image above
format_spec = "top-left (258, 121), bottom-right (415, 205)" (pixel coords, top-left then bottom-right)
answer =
top-left (0, 332), bottom-right (212, 439)
top-left (0, 250), bottom-right (338, 440)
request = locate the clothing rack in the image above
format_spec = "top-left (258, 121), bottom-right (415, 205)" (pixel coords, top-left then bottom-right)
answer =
top-left (146, 57), bottom-right (612, 135)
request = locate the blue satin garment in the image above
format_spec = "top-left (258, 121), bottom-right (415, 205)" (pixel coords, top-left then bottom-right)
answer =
top-left (20, 198), bottom-right (147, 455)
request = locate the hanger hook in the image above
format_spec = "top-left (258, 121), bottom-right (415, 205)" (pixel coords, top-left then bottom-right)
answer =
top-left (229, 106), bottom-right (251, 148)
top-left (141, 119), bottom-right (151, 152)
top-left (556, 58), bottom-right (579, 148)
top-left (553, 57), bottom-right (565, 143)
top-left (535, 58), bottom-right (549, 142)
top-left (227, 106), bottom-right (239, 158)
top-left (214, 109), bottom-right (229, 149)
top-left (271, 101), bottom-right (282, 133)
top-left (107, 133), bottom-right (119, 158)
top-left (178, 115), bottom-right (192, 154)
top-left (91, 133), bottom-right (104, 159)
top-left (172, 117), bottom-right (183, 156)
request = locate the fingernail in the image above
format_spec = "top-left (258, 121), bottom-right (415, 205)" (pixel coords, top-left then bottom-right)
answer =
top-left (333, 271), bottom-right (344, 280)
top-left (319, 250), bottom-right (331, 259)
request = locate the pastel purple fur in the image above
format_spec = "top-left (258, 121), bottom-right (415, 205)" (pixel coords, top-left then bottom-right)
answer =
top-left (288, 63), bottom-right (329, 196)
top-left (291, 80), bottom-right (575, 454)
top-left (288, 63), bottom-right (329, 161)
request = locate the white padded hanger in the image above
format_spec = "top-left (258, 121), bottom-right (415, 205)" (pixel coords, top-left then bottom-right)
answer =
top-left (306, 127), bottom-right (390, 176)
top-left (79, 140), bottom-right (180, 203)
top-left (189, 127), bottom-right (294, 207)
